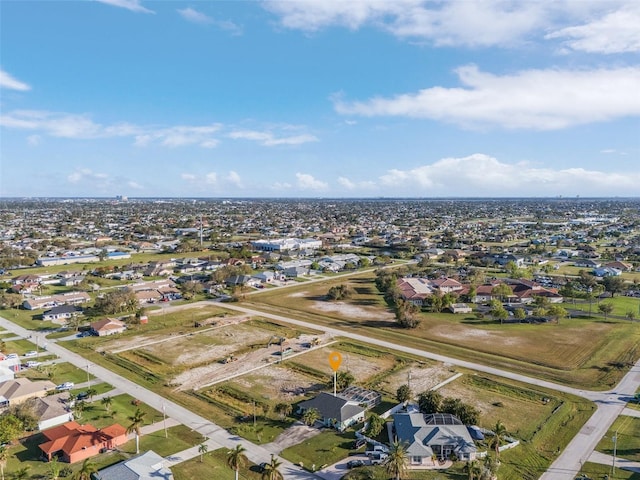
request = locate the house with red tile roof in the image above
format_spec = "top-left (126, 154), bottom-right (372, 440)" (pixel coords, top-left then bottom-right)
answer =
top-left (39, 421), bottom-right (127, 463)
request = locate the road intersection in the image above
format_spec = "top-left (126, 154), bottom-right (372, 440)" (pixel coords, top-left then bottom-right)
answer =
top-left (2, 300), bottom-right (639, 479)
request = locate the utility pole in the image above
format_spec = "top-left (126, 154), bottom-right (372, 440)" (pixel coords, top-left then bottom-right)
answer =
top-left (86, 362), bottom-right (90, 387)
top-left (611, 430), bottom-right (618, 477)
top-left (163, 403), bottom-right (168, 438)
top-left (253, 401), bottom-right (256, 427)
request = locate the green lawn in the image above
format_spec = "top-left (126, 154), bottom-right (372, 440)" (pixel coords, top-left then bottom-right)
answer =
top-left (74, 393), bottom-right (163, 429)
top-left (578, 462), bottom-right (640, 479)
top-left (280, 429), bottom-right (357, 471)
top-left (596, 416), bottom-right (640, 462)
top-left (566, 296), bottom-right (640, 318)
top-left (172, 447), bottom-right (264, 480)
top-left (19, 361), bottom-right (97, 386)
top-left (0, 337), bottom-right (40, 355)
top-left (119, 424), bottom-right (205, 456)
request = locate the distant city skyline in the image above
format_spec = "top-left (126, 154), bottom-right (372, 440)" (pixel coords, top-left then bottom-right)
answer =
top-left (1, 0), bottom-right (639, 198)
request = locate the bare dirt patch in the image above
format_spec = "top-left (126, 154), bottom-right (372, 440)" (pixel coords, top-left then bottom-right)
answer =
top-left (172, 332), bottom-right (334, 391)
top-left (228, 365), bottom-right (324, 401)
top-left (379, 362), bottom-right (459, 395)
top-left (311, 300), bottom-right (395, 320)
top-left (431, 324), bottom-right (521, 346)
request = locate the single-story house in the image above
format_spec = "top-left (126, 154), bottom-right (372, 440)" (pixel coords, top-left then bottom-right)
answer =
top-left (297, 392), bottom-right (366, 431)
top-left (42, 305), bottom-right (83, 324)
top-left (0, 378), bottom-right (56, 409)
top-left (90, 318), bottom-right (127, 337)
top-left (594, 267), bottom-right (622, 277)
top-left (39, 421), bottom-right (127, 463)
top-left (30, 394), bottom-right (74, 431)
top-left (94, 450), bottom-right (174, 480)
top-left (393, 412), bottom-right (477, 464)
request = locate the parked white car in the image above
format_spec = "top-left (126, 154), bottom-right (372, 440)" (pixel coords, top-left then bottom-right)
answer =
top-left (56, 382), bottom-right (74, 391)
top-left (24, 351), bottom-right (38, 357)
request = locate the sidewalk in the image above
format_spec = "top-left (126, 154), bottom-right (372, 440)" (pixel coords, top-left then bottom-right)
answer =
top-left (588, 451), bottom-right (640, 473)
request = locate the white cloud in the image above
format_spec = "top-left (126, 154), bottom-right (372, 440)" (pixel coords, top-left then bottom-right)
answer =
top-left (177, 7), bottom-right (213, 24)
top-left (96, 0), bottom-right (154, 14)
top-left (264, 1), bottom-right (596, 47)
top-left (181, 173), bottom-right (197, 181)
top-left (226, 171), bottom-right (244, 188)
top-left (177, 7), bottom-right (242, 34)
top-left (67, 168), bottom-right (109, 184)
top-left (127, 181), bottom-right (143, 189)
top-left (337, 176), bottom-right (376, 190)
top-left (334, 65), bottom-right (640, 130)
top-left (0, 69), bottom-right (31, 91)
top-left (205, 172), bottom-right (218, 185)
top-left (228, 129), bottom-right (318, 146)
top-left (296, 173), bottom-right (328, 191)
top-left (375, 153), bottom-right (640, 196)
top-left (0, 110), bottom-right (222, 147)
top-left (270, 181), bottom-right (292, 191)
top-left (546, 4), bottom-right (640, 53)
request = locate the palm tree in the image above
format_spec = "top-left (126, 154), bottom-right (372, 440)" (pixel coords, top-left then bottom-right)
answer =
top-left (126, 408), bottom-right (146, 454)
top-left (302, 407), bottom-right (320, 426)
top-left (86, 387), bottom-right (97, 402)
top-left (74, 458), bottom-right (97, 480)
top-left (101, 395), bottom-right (112, 412)
top-left (464, 459), bottom-right (482, 480)
top-left (0, 446), bottom-right (9, 480)
top-left (226, 444), bottom-right (247, 480)
top-left (198, 442), bottom-right (208, 463)
top-left (48, 456), bottom-right (61, 480)
top-left (384, 440), bottom-right (408, 480)
top-left (492, 420), bottom-right (507, 460)
top-left (11, 467), bottom-right (29, 480)
top-left (73, 400), bottom-right (86, 419)
top-left (261, 454), bottom-right (284, 480)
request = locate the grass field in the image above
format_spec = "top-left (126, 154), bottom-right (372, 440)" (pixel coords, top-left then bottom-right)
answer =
top-left (247, 272), bottom-right (640, 389)
top-left (567, 296), bottom-right (640, 318)
top-left (19, 361), bottom-right (97, 386)
top-left (596, 416), bottom-right (640, 463)
top-left (578, 462), bottom-right (640, 479)
top-left (281, 429), bottom-right (356, 471)
top-left (119, 424), bottom-right (205, 456)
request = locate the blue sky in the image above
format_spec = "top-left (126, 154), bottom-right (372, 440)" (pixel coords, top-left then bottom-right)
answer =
top-left (1, 0), bottom-right (639, 198)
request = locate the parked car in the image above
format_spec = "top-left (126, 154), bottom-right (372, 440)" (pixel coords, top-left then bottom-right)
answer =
top-left (347, 459), bottom-right (365, 468)
top-left (24, 351), bottom-right (38, 357)
top-left (5, 353), bottom-right (18, 360)
top-left (25, 361), bottom-right (41, 368)
top-left (368, 452), bottom-right (388, 465)
top-left (76, 391), bottom-right (89, 400)
top-left (56, 382), bottom-right (74, 391)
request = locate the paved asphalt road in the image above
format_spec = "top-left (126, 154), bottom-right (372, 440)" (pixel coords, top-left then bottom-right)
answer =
top-left (2, 299), bottom-right (640, 480)
top-left (218, 302), bottom-right (640, 480)
top-left (0, 315), bottom-right (318, 480)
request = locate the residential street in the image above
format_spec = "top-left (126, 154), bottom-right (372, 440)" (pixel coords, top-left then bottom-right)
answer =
top-left (2, 299), bottom-right (640, 480)
top-left (218, 302), bottom-right (640, 480)
top-left (0, 315), bottom-right (318, 480)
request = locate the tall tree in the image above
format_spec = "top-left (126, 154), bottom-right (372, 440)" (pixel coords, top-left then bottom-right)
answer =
top-left (492, 420), bottom-right (508, 460)
top-left (101, 395), bottom-right (112, 412)
top-left (48, 456), bottom-right (61, 480)
top-left (261, 454), bottom-right (284, 480)
top-left (384, 440), bottom-right (408, 480)
top-left (226, 444), bottom-right (247, 480)
top-left (396, 384), bottom-right (412, 404)
top-left (598, 302), bottom-right (614, 321)
top-left (366, 413), bottom-right (385, 437)
top-left (198, 442), bottom-right (208, 463)
top-left (417, 391), bottom-right (442, 414)
top-left (464, 460), bottom-right (482, 480)
top-left (126, 408), bottom-right (146, 454)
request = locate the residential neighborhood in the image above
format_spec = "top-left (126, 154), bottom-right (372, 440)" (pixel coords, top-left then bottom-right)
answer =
top-left (0, 197), bottom-right (639, 480)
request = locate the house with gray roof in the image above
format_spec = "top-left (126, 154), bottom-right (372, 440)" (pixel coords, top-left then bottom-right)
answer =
top-left (393, 412), bottom-right (477, 464)
top-left (94, 450), bottom-right (173, 480)
top-left (297, 392), bottom-right (366, 431)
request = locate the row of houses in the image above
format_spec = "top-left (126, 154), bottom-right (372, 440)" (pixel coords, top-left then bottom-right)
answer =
top-left (397, 277), bottom-right (563, 307)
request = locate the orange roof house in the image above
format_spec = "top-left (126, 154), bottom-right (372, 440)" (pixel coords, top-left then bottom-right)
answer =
top-left (39, 421), bottom-right (127, 463)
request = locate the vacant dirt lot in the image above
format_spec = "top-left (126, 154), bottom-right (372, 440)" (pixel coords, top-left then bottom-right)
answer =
top-left (171, 331), bottom-right (335, 391)
top-left (380, 362), bottom-right (459, 395)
